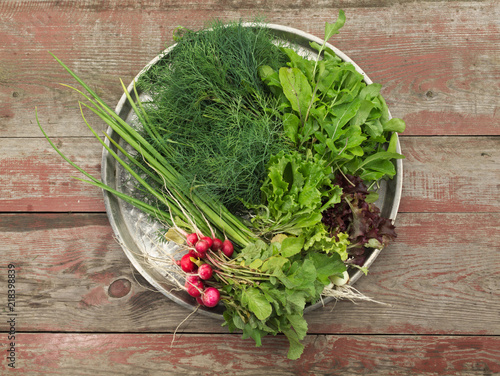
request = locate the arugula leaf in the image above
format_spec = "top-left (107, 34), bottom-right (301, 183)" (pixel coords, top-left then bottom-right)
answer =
top-left (281, 46), bottom-right (316, 83)
top-left (351, 99), bottom-right (374, 128)
top-left (282, 113), bottom-right (300, 143)
top-left (383, 117), bottom-right (406, 133)
top-left (350, 151), bottom-right (404, 174)
top-left (359, 83), bottom-right (382, 99)
top-left (387, 132), bottom-right (399, 153)
top-left (324, 10), bottom-right (346, 42)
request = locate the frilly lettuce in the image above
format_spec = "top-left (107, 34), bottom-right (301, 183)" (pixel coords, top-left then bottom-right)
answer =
top-left (247, 150), bottom-right (342, 237)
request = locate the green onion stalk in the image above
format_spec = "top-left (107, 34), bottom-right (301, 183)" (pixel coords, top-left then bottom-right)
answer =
top-left (37, 53), bottom-right (256, 249)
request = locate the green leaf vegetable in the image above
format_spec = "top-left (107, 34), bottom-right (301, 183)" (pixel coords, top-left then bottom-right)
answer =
top-left (258, 10), bottom-right (405, 183)
top-left (37, 12), bottom-right (405, 360)
top-left (219, 236), bottom-right (346, 359)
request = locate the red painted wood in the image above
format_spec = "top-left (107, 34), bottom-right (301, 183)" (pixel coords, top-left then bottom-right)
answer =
top-left (1, 0), bottom-right (499, 372)
top-left (0, 138), bottom-right (105, 212)
top-left (1, 2), bottom-right (499, 137)
top-left (399, 136), bottom-right (500, 213)
top-left (2, 333), bottom-right (499, 375)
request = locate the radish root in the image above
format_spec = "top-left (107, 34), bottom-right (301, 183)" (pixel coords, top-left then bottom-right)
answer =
top-left (321, 284), bottom-right (391, 306)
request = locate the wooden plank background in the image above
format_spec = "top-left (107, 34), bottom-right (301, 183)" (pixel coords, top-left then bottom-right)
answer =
top-left (1, 0), bottom-right (499, 374)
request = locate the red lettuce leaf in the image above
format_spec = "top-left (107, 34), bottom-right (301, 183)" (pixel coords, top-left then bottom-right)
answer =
top-left (321, 173), bottom-right (397, 265)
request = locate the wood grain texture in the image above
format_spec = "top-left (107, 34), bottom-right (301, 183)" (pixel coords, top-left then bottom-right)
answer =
top-left (2, 136), bottom-right (499, 213)
top-left (1, 2), bottom-right (499, 137)
top-left (1, 213), bottom-right (498, 335)
top-left (1, 333), bottom-right (499, 375)
top-left (398, 136), bottom-right (500, 213)
top-left (0, 138), bottom-right (105, 212)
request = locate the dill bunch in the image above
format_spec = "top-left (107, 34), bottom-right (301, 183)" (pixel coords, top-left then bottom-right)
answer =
top-left (136, 20), bottom-right (291, 213)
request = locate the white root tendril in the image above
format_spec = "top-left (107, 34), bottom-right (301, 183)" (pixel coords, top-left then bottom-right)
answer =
top-left (321, 284), bottom-right (391, 306)
top-left (171, 305), bottom-right (200, 348)
top-left (112, 215), bottom-right (189, 292)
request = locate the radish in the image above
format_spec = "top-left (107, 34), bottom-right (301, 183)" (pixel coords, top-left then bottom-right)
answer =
top-left (180, 254), bottom-right (197, 273)
top-left (185, 276), bottom-right (204, 298)
top-left (202, 287), bottom-right (220, 307)
top-left (221, 239), bottom-right (234, 258)
top-left (329, 271), bottom-right (350, 286)
top-left (186, 233), bottom-right (199, 246)
top-left (194, 239), bottom-right (210, 258)
top-left (201, 236), bottom-right (213, 249)
top-left (196, 296), bottom-right (204, 306)
top-left (185, 274), bottom-right (200, 284)
top-left (211, 237), bottom-right (223, 251)
top-left (198, 263), bottom-right (213, 280)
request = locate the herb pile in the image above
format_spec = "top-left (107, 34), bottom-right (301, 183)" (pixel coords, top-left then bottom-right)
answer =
top-left (137, 22), bottom-right (291, 212)
top-left (38, 10), bottom-right (405, 360)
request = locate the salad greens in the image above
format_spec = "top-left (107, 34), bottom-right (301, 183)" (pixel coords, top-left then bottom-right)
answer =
top-left (246, 150), bottom-right (343, 238)
top-left (258, 11), bottom-right (404, 183)
top-left (322, 173), bottom-right (398, 266)
top-left (38, 10), bottom-right (405, 360)
top-left (220, 237), bottom-right (346, 360)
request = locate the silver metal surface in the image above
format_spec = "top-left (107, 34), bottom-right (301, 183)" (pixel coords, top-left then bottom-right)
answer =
top-left (101, 23), bottom-right (403, 318)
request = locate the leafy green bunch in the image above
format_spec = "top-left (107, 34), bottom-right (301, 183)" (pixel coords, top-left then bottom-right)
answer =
top-left (246, 150), bottom-right (341, 234)
top-left (136, 21), bottom-right (292, 213)
top-left (219, 235), bottom-right (346, 359)
top-left (258, 10), bottom-right (405, 183)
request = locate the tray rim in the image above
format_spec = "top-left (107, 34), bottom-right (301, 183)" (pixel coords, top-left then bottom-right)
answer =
top-left (102, 22), bottom-right (403, 318)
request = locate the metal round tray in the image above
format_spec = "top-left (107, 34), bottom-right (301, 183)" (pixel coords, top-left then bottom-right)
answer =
top-left (102, 23), bottom-right (403, 319)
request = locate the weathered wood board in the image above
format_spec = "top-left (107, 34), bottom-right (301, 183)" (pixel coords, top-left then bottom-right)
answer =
top-left (1, 2), bottom-right (499, 137)
top-left (1, 333), bottom-right (499, 375)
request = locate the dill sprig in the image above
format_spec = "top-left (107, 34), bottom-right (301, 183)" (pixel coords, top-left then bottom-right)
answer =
top-left (136, 20), bottom-right (291, 213)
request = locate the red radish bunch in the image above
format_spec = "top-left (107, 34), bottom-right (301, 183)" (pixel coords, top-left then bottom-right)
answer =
top-left (179, 233), bottom-right (235, 308)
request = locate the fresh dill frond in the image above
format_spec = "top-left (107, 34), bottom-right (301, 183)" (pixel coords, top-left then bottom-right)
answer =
top-left (136, 20), bottom-right (291, 214)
